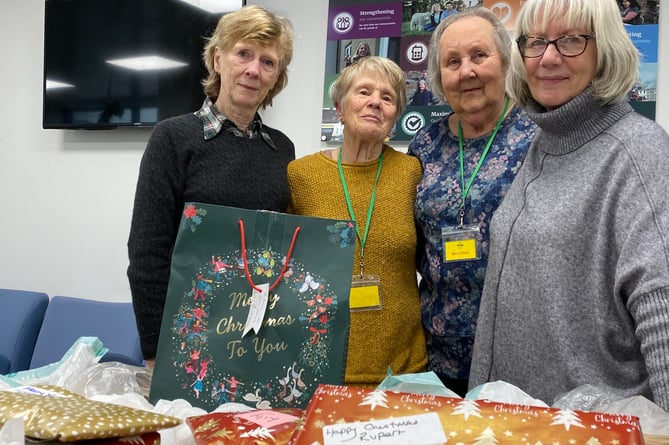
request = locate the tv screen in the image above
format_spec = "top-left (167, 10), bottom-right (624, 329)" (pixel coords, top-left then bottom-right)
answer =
top-left (43, 0), bottom-right (244, 129)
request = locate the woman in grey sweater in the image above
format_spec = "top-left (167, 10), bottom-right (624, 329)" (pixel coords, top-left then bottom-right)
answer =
top-left (469, 0), bottom-right (669, 411)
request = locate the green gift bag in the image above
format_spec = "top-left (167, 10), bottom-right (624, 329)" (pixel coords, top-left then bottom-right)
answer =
top-left (149, 203), bottom-right (356, 411)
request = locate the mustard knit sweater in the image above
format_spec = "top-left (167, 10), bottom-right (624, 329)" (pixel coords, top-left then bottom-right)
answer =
top-left (287, 146), bottom-right (427, 386)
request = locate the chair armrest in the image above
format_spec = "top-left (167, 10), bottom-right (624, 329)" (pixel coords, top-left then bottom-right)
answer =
top-left (100, 351), bottom-right (145, 367)
top-left (0, 354), bottom-right (10, 375)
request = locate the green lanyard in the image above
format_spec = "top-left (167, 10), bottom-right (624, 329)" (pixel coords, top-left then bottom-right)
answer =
top-left (457, 97), bottom-right (509, 227)
top-left (338, 148), bottom-right (384, 275)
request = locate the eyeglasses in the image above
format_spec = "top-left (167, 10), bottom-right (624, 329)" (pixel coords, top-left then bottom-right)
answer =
top-left (517, 34), bottom-right (594, 58)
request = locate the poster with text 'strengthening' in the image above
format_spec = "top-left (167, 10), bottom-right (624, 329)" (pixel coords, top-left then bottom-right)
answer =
top-left (321, 0), bottom-right (660, 143)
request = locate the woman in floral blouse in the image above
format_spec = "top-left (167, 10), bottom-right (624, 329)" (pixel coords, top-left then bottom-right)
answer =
top-left (408, 7), bottom-right (536, 396)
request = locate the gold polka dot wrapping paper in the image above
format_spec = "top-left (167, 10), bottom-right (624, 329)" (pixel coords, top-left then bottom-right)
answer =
top-left (0, 385), bottom-right (181, 442)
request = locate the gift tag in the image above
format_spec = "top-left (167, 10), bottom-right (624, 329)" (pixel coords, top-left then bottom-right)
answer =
top-left (242, 282), bottom-right (269, 337)
top-left (442, 224), bottom-right (482, 262)
top-left (349, 274), bottom-right (382, 311)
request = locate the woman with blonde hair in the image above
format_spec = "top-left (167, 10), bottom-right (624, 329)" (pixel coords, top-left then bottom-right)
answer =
top-left (128, 5), bottom-right (295, 367)
top-left (470, 0), bottom-right (669, 410)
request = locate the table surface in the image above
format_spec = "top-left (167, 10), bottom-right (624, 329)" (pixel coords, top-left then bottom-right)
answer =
top-left (645, 435), bottom-right (669, 445)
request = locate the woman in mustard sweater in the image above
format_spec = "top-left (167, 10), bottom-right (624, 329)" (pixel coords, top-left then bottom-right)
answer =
top-left (287, 56), bottom-right (427, 387)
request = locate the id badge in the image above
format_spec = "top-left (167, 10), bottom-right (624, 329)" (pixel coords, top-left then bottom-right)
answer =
top-left (349, 274), bottom-right (382, 311)
top-left (442, 224), bottom-right (482, 262)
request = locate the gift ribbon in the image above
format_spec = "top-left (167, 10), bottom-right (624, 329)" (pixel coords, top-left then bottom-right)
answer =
top-left (238, 219), bottom-right (301, 292)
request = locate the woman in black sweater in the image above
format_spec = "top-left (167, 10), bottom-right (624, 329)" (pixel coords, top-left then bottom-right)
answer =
top-left (127, 5), bottom-right (295, 367)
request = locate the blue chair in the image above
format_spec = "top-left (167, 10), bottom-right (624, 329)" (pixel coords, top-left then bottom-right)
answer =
top-left (29, 295), bottom-right (144, 369)
top-left (0, 289), bottom-right (49, 374)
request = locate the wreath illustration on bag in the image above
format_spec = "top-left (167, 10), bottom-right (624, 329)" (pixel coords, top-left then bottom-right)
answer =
top-left (166, 205), bottom-right (355, 409)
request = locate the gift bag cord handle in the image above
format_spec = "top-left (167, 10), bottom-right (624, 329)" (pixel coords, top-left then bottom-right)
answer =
top-left (238, 218), bottom-right (301, 292)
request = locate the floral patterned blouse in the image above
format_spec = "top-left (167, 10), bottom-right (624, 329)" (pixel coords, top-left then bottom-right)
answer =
top-left (407, 105), bottom-right (537, 380)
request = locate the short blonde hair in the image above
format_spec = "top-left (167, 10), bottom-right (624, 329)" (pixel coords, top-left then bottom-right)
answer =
top-left (331, 56), bottom-right (407, 120)
top-left (202, 5), bottom-right (294, 109)
top-left (507, 0), bottom-right (639, 107)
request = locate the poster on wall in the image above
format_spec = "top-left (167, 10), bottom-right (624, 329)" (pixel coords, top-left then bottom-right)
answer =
top-left (321, 0), bottom-right (660, 143)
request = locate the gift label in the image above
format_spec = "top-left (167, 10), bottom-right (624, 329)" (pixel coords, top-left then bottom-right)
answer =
top-left (322, 413), bottom-right (446, 445)
top-left (242, 282), bottom-right (269, 337)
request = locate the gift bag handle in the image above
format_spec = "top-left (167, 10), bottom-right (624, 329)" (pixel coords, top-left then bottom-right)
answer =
top-left (238, 218), bottom-right (301, 292)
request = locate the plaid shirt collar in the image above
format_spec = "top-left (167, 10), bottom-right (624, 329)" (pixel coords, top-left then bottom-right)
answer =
top-left (194, 97), bottom-right (276, 149)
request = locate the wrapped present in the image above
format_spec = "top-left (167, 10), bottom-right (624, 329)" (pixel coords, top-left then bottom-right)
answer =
top-left (289, 384), bottom-right (644, 445)
top-left (0, 385), bottom-right (180, 442)
top-left (83, 432), bottom-right (161, 444)
top-left (186, 407), bottom-right (303, 444)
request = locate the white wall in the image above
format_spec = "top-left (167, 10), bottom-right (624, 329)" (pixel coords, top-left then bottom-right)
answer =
top-left (0, 0), bottom-right (668, 302)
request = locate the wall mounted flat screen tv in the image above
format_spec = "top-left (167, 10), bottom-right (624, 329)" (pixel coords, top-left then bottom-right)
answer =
top-left (43, 0), bottom-right (245, 129)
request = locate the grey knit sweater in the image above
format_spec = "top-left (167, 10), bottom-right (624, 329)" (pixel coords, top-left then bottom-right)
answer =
top-left (469, 88), bottom-right (669, 411)
top-left (127, 112), bottom-right (295, 359)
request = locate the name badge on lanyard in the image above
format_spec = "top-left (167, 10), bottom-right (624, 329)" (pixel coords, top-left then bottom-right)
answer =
top-left (442, 224), bottom-right (482, 262)
top-left (337, 149), bottom-right (384, 312)
top-left (446, 97), bottom-right (508, 263)
top-left (350, 274), bottom-right (382, 311)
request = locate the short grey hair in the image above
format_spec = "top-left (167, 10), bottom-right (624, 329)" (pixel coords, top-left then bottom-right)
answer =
top-left (427, 7), bottom-right (511, 103)
top-left (331, 56), bottom-right (407, 120)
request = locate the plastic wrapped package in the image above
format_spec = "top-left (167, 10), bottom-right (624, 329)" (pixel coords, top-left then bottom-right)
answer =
top-left (79, 361), bottom-right (152, 399)
top-left (553, 384), bottom-right (669, 435)
top-left (376, 370), bottom-right (460, 397)
top-left (1, 337), bottom-right (152, 401)
top-left (0, 418), bottom-right (23, 445)
top-left (466, 379), bottom-right (549, 407)
top-left (152, 398), bottom-right (208, 445)
top-left (552, 384), bottom-right (626, 411)
top-left (0, 337), bottom-right (106, 392)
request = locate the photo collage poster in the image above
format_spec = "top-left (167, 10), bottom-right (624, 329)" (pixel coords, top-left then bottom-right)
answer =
top-left (321, 0), bottom-right (660, 142)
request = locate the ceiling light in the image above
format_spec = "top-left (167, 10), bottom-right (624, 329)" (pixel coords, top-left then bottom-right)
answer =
top-left (175, 0), bottom-right (242, 14)
top-left (106, 56), bottom-right (188, 71)
top-left (45, 80), bottom-right (75, 90)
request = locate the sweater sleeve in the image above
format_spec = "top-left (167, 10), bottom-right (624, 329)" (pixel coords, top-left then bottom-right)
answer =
top-left (628, 287), bottom-right (669, 411)
top-left (617, 116), bottom-right (669, 411)
top-left (127, 119), bottom-right (187, 359)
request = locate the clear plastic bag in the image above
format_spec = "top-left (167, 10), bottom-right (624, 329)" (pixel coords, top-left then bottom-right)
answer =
top-left (376, 369), bottom-right (460, 398)
top-left (553, 385), bottom-right (669, 435)
top-left (0, 418), bottom-right (23, 445)
top-left (0, 337), bottom-right (150, 399)
top-left (79, 361), bottom-right (152, 399)
top-left (0, 337), bottom-right (106, 392)
top-left (465, 380), bottom-right (549, 407)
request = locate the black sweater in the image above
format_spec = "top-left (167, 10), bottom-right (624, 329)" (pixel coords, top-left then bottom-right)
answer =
top-left (127, 112), bottom-right (295, 358)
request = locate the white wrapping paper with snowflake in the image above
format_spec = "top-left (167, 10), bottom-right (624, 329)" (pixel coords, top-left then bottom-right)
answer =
top-left (289, 384), bottom-right (644, 444)
top-left (149, 203), bottom-right (355, 411)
